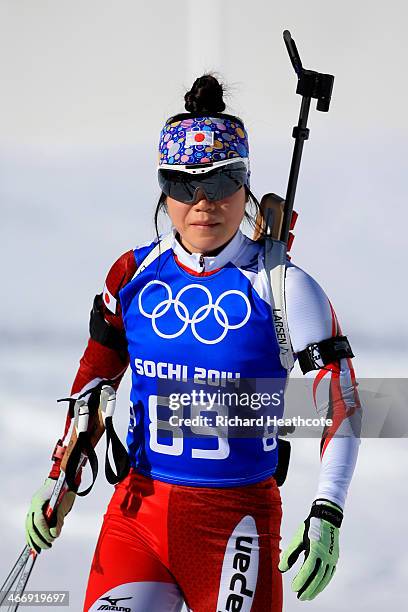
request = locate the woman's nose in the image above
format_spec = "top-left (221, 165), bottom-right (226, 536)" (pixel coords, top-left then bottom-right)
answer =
top-left (192, 189), bottom-right (216, 208)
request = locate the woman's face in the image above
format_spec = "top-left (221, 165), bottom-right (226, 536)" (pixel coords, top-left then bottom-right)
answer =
top-left (166, 186), bottom-right (247, 254)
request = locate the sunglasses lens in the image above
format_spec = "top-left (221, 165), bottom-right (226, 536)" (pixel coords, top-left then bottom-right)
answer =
top-left (158, 163), bottom-right (248, 204)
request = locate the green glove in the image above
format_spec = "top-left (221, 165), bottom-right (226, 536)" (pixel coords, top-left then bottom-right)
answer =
top-left (278, 499), bottom-right (343, 601)
top-left (25, 478), bottom-right (76, 553)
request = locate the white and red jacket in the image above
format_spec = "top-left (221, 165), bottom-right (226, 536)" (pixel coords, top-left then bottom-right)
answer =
top-left (55, 229), bottom-right (360, 509)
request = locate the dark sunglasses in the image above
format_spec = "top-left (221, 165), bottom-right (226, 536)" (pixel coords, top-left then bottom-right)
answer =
top-left (158, 162), bottom-right (249, 204)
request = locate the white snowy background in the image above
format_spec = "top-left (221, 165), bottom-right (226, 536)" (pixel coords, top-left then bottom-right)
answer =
top-left (1, 1), bottom-right (407, 610)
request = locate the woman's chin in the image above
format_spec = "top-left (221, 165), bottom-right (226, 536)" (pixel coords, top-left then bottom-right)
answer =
top-left (186, 226), bottom-right (228, 252)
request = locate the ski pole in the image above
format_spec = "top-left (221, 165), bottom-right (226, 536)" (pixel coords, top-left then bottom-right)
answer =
top-left (1, 385), bottom-right (123, 610)
top-left (0, 548), bottom-right (30, 605)
top-left (0, 458), bottom-right (88, 612)
top-left (0, 399), bottom-right (91, 611)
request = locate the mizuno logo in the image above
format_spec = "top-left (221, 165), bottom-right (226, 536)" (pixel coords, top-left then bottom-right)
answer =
top-left (100, 597), bottom-right (131, 606)
top-left (97, 607), bottom-right (131, 612)
top-left (98, 595), bottom-right (132, 611)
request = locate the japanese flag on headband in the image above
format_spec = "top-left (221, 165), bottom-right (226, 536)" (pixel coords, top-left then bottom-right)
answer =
top-left (185, 130), bottom-right (214, 148)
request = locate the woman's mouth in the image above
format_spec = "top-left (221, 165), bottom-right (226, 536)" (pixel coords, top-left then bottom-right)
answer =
top-left (191, 222), bottom-right (220, 228)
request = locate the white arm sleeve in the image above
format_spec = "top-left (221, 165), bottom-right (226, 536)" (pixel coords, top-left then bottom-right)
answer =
top-left (285, 262), bottom-right (361, 510)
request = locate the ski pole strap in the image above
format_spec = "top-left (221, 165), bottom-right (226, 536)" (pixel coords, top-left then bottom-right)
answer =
top-left (64, 399), bottom-right (98, 496)
top-left (104, 416), bottom-right (130, 484)
top-left (99, 386), bottom-right (130, 485)
top-left (65, 431), bottom-right (98, 496)
top-left (310, 499), bottom-right (343, 528)
top-left (297, 335), bottom-right (354, 374)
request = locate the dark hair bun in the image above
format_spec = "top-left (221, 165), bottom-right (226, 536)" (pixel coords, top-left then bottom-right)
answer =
top-left (184, 74), bottom-right (226, 114)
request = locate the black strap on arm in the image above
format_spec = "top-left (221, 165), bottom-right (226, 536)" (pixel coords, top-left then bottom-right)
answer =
top-left (89, 294), bottom-right (128, 358)
top-left (297, 335), bottom-right (354, 374)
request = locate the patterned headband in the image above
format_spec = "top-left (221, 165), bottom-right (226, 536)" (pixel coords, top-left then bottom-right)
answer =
top-left (158, 114), bottom-right (250, 169)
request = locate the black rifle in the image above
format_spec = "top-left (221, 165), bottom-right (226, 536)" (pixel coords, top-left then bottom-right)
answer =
top-left (280, 30), bottom-right (335, 244)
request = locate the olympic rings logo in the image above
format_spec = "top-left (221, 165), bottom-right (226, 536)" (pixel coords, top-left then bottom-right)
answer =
top-left (138, 280), bottom-right (251, 345)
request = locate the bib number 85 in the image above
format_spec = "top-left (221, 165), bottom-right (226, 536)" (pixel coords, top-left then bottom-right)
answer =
top-left (148, 395), bottom-right (277, 459)
top-left (148, 395), bottom-right (229, 459)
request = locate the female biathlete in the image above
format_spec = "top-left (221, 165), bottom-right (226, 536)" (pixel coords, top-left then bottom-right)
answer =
top-left (25, 75), bottom-right (361, 612)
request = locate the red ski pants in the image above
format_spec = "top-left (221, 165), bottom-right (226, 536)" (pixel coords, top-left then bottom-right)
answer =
top-left (84, 469), bottom-right (283, 611)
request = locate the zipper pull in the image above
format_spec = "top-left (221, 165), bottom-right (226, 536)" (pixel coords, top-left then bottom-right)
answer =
top-left (199, 254), bottom-right (205, 272)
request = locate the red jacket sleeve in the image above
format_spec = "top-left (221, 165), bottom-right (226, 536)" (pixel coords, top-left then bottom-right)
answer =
top-left (70, 249), bottom-right (137, 396)
top-left (49, 250), bottom-right (137, 479)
